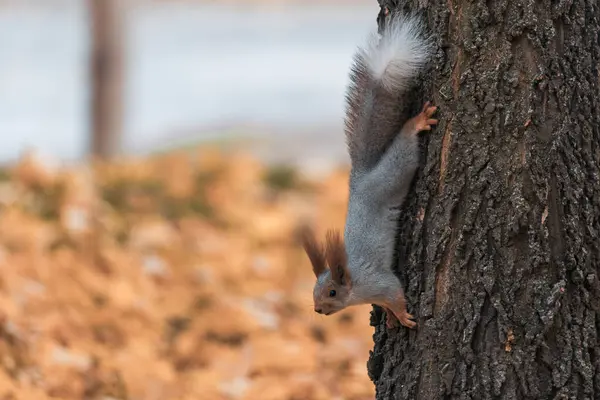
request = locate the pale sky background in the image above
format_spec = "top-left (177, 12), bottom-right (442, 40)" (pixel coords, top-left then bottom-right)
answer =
top-left (0, 0), bottom-right (377, 167)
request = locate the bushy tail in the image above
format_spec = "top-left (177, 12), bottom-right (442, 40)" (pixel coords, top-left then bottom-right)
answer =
top-left (345, 13), bottom-right (432, 171)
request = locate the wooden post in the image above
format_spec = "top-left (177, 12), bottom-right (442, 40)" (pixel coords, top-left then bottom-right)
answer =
top-left (89, 0), bottom-right (124, 159)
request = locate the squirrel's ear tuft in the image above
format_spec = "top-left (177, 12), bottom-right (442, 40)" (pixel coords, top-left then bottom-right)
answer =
top-left (300, 226), bottom-right (327, 278)
top-left (325, 229), bottom-right (350, 287)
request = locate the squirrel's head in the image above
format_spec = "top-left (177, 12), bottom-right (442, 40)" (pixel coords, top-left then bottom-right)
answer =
top-left (301, 227), bottom-right (352, 316)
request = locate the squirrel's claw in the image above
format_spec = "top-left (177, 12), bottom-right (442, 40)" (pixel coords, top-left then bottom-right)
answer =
top-left (398, 314), bottom-right (417, 329)
top-left (393, 311), bottom-right (416, 329)
top-left (424, 105), bottom-right (437, 117)
top-left (422, 101), bottom-right (437, 114)
top-left (384, 311), bottom-right (416, 329)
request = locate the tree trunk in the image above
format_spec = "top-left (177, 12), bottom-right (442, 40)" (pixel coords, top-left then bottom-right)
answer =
top-left (368, 0), bottom-right (600, 399)
top-left (89, 0), bottom-right (124, 158)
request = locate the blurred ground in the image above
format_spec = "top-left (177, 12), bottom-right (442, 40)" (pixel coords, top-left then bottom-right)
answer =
top-left (0, 148), bottom-right (375, 400)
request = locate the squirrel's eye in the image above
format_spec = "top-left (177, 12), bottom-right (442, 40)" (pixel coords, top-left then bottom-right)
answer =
top-left (329, 290), bottom-right (336, 297)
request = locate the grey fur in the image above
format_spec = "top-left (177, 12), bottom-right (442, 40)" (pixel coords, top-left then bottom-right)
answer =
top-left (344, 13), bottom-right (431, 299)
top-left (311, 13), bottom-right (433, 325)
top-left (344, 124), bottom-right (421, 305)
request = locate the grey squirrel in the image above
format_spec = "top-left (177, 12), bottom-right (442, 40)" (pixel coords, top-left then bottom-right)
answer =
top-left (301, 12), bottom-right (437, 329)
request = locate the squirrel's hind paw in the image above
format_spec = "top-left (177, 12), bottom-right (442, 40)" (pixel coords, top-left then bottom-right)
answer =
top-left (413, 101), bottom-right (438, 133)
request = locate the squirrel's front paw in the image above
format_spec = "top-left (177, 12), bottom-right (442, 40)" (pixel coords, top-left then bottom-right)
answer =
top-left (397, 312), bottom-right (417, 329)
top-left (382, 306), bottom-right (399, 329)
top-left (413, 101), bottom-right (438, 133)
top-left (384, 294), bottom-right (417, 329)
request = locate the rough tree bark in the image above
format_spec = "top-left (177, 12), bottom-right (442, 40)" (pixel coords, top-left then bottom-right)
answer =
top-left (89, 0), bottom-right (124, 158)
top-left (367, 0), bottom-right (600, 399)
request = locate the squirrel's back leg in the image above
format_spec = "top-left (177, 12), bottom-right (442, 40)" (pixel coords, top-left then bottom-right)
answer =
top-left (360, 102), bottom-right (438, 205)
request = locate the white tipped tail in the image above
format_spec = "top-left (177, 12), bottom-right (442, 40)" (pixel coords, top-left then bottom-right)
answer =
top-left (343, 13), bottom-right (432, 171)
top-left (360, 14), bottom-right (432, 93)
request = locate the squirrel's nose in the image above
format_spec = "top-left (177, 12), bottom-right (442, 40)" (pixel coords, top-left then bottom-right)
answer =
top-left (315, 307), bottom-right (323, 314)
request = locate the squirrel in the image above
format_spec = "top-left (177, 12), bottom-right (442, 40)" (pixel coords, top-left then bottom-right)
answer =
top-left (301, 12), bottom-right (437, 329)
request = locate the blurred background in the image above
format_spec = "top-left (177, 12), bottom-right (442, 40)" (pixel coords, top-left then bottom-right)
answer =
top-left (0, 0), bottom-right (381, 399)
top-left (0, 0), bottom-right (377, 169)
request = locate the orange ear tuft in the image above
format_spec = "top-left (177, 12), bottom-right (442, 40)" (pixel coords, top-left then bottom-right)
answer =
top-left (325, 229), bottom-right (350, 287)
top-left (300, 226), bottom-right (327, 278)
